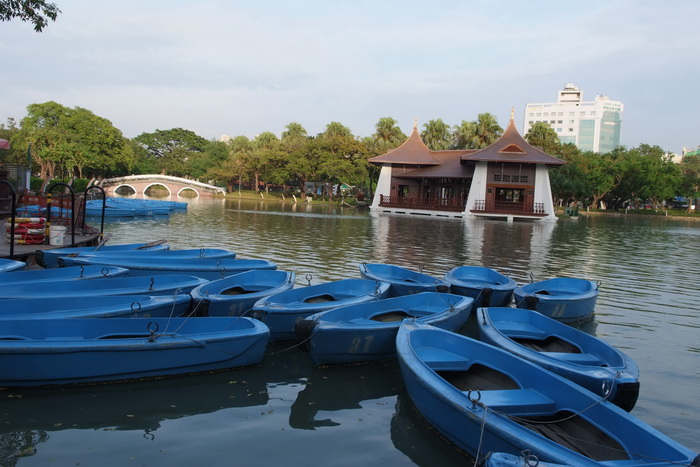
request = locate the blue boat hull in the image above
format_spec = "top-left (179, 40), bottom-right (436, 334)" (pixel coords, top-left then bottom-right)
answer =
top-left (56, 257), bottom-right (277, 280)
top-left (477, 307), bottom-right (640, 411)
top-left (443, 266), bottom-right (516, 307)
top-left (0, 294), bottom-right (193, 319)
top-left (296, 292), bottom-right (474, 366)
top-left (35, 242), bottom-right (170, 268)
top-left (359, 263), bottom-right (449, 297)
top-left (190, 270), bottom-right (296, 317)
top-left (59, 248), bottom-right (236, 261)
top-left (0, 259), bottom-right (26, 273)
top-left (513, 277), bottom-right (598, 323)
top-left (396, 322), bottom-right (696, 466)
top-left (0, 317), bottom-right (269, 386)
top-left (0, 274), bottom-right (209, 298)
top-left (252, 279), bottom-right (391, 342)
top-left (0, 265), bottom-right (128, 284)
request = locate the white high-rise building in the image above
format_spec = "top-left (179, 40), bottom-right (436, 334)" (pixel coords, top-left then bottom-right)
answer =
top-left (524, 83), bottom-right (623, 154)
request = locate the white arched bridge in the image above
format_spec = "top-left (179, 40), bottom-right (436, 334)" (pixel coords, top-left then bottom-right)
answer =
top-left (100, 175), bottom-right (226, 198)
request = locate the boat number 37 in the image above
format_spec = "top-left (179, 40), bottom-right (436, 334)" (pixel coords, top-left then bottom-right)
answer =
top-left (551, 304), bottom-right (567, 318)
top-left (349, 335), bottom-right (375, 354)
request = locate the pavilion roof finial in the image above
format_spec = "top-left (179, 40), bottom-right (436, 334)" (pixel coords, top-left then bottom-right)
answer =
top-left (413, 117), bottom-right (418, 130)
top-left (510, 107), bottom-right (515, 122)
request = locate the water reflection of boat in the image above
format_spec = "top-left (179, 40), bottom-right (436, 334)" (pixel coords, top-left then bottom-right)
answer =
top-left (390, 393), bottom-right (473, 466)
top-left (0, 369), bottom-right (269, 436)
top-left (289, 361), bottom-right (401, 430)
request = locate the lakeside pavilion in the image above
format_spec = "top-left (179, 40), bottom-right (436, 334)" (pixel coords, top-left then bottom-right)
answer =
top-left (368, 113), bottom-right (566, 222)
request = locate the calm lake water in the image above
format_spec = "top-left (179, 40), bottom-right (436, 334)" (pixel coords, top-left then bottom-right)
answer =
top-left (2, 198), bottom-right (699, 466)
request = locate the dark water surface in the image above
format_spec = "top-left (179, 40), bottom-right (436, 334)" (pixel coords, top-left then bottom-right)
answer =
top-left (3, 198), bottom-right (698, 466)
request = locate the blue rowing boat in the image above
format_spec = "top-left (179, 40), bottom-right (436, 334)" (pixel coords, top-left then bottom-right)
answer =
top-left (359, 263), bottom-right (449, 297)
top-left (0, 259), bottom-right (26, 273)
top-left (0, 265), bottom-right (128, 284)
top-left (0, 294), bottom-right (192, 319)
top-left (396, 322), bottom-right (696, 466)
top-left (0, 274), bottom-right (208, 299)
top-left (477, 307), bottom-right (640, 411)
top-left (294, 292), bottom-right (473, 366)
top-left (56, 257), bottom-right (277, 280)
top-left (443, 266), bottom-right (516, 307)
top-left (35, 241), bottom-right (170, 268)
top-left (513, 277), bottom-right (599, 323)
top-left (252, 278), bottom-right (391, 342)
top-left (190, 270), bottom-right (296, 317)
top-left (0, 317), bottom-right (269, 386)
top-left (58, 248), bottom-right (236, 262)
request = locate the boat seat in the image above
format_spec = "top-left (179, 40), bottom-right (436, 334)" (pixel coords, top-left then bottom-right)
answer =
top-left (496, 323), bottom-right (547, 339)
top-left (544, 352), bottom-right (602, 365)
top-left (417, 347), bottom-right (469, 370)
top-left (475, 388), bottom-right (556, 415)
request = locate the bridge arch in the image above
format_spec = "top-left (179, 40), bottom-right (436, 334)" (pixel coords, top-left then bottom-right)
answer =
top-left (100, 175), bottom-right (225, 198)
top-left (143, 182), bottom-right (173, 197)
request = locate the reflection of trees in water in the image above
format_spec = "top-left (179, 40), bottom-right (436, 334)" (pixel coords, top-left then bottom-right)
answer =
top-left (0, 431), bottom-right (49, 466)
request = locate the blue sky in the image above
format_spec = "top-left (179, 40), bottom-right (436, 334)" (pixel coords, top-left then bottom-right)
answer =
top-left (2, 0), bottom-right (698, 153)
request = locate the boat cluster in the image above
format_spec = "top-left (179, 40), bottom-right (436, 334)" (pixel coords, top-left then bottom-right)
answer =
top-left (16, 197), bottom-right (188, 219)
top-left (0, 244), bottom-right (697, 466)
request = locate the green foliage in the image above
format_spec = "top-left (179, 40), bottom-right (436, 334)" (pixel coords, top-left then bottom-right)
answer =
top-left (525, 122), bottom-right (561, 154)
top-left (0, 0), bottom-right (60, 32)
top-left (6, 100), bottom-right (693, 211)
top-left (451, 113), bottom-right (503, 150)
top-left (12, 102), bottom-right (132, 179)
top-left (421, 119), bottom-right (451, 150)
top-left (133, 128), bottom-right (209, 177)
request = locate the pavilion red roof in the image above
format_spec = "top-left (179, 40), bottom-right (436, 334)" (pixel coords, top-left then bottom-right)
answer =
top-left (368, 125), bottom-right (442, 165)
top-left (460, 118), bottom-right (566, 166)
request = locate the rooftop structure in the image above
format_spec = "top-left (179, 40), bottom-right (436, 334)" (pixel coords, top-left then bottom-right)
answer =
top-left (369, 113), bottom-right (565, 222)
top-left (524, 83), bottom-right (623, 154)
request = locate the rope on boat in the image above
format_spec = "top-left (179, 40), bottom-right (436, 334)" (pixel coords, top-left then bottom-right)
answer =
top-left (474, 401), bottom-right (489, 465)
top-left (473, 390), bottom-right (698, 466)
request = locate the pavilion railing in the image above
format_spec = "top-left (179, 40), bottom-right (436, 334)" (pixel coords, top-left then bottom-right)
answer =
top-left (378, 195), bottom-right (466, 212)
top-left (471, 200), bottom-right (546, 215)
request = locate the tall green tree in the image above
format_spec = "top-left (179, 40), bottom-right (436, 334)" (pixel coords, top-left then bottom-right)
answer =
top-left (525, 121), bottom-right (561, 154)
top-left (451, 120), bottom-right (476, 150)
top-left (679, 154), bottom-right (700, 212)
top-left (281, 122), bottom-right (312, 196)
top-left (133, 128), bottom-right (209, 177)
top-left (421, 119), bottom-right (451, 150)
top-left (369, 117), bottom-right (406, 154)
top-left (0, 0), bottom-right (60, 31)
top-left (312, 122), bottom-right (367, 199)
top-left (471, 113), bottom-right (503, 149)
top-left (14, 101), bottom-right (132, 179)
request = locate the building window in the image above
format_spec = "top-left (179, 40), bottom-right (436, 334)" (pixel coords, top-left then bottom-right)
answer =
top-left (494, 174), bottom-right (502, 182)
top-left (520, 175), bottom-right (528, 183)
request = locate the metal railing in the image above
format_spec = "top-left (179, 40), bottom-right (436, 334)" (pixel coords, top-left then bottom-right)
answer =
top-left (378, 195), bottom-right (466, 212)
top-left (471, 200), bottom-right (546, 215)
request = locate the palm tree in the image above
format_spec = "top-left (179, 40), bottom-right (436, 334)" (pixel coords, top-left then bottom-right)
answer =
top-left (281, 122), bottom-right (307, 140)
top-left (525, 121), bottom-right (561, 154)
top-left (471, 113), bottom-right (503, 149)
top-left (452, 120), bottom-right (477, 149)
top-left (372, 117), bottom-right (406, 152)
top-left (421, 119), bottom-right (451, 150)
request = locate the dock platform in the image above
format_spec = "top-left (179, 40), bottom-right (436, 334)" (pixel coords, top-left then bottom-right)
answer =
top-left (1, 232), bottom-right (101, 264)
